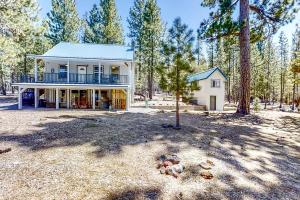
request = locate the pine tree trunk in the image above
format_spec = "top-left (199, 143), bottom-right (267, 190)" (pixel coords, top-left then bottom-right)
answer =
top-left (175, 64), bottom-right (180, 129)
top-left (237, 0), bottom-right (251, 115)
top-left (280, 70), bottom-right (283, 108)
top-left (292, 73), bottom-right (296, 110)
top-left (0, 72), bottom-right (6, 96)
top-left (232, 52), bottom-right (236, 104)
top-left (267, 40), bottom-right (271, 105)
top-left (175, 91), bottom-right (180, 128)
top-left (228, 51), bottom-right (231, 103)
top-left (148, 68), bottom-right (153, 99)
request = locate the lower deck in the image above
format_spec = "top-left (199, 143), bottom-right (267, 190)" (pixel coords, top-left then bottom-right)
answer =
top-left (41, 89), bottom-right (127, 110)
top-left (14, 84), bottom-right (131, 110)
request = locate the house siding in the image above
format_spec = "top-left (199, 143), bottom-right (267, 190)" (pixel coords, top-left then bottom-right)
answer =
top-left (193, 70), bottom-right (225, 111)
top-left (44, 61), bottom-right (129, 76)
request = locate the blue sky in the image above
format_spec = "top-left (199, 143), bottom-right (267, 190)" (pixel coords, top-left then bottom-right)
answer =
top-left (39, 0), bottom-right (299, 46)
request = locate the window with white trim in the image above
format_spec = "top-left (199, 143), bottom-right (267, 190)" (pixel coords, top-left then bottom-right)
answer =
top-left (59, 65), bottom-right (67, 79)
top-left (211, 79), bottom-right (220, 88)
top-left (93, 65), bottom-right (104, 82)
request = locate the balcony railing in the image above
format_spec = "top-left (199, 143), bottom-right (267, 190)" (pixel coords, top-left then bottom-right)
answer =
top-left (18, 73), bottom-right (129, 85)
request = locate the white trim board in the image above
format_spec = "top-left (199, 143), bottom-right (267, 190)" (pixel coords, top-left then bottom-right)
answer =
top-left (12, 83), bottom-right (130, 90)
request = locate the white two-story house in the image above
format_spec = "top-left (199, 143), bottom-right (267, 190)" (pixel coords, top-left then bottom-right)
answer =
top-left (13, 42), bottom-right (135, 110)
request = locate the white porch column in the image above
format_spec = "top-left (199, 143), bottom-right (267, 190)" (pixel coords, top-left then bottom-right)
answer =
top-left (128, 62), bottom-right (132, 85)
top-left (130, 62), bottom-right (135, 103)
top-left (92, 89), bottom-right (96, 110)
top-left (98, 61), bottom-right (101, 84)
top-left (126, 87), bottom-right (130, 111)
top-left (18, 87), bottom-right (23, 110)
top-left (34, 88), bottom-right (39, 109)
top-left (67, 60), bottom-right (70, 83)
top-left (34, 58), bottom-right (38, 82)
top-left (56, 88), bottom-right (59, 110)
top-left (67, 89), bottom-right (70, 109)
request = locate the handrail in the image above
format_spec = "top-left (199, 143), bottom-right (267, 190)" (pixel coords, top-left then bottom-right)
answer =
top-left (18, 73), bottom-right (129, 85)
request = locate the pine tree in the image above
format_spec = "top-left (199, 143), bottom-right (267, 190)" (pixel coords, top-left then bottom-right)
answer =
top-left (291, 26), bottom-right (300, 110)
top-left (199, 0), bottom-right (297, 114)
top-left (0, 0), bottom-right (42, 95)
top-left (278, 32), bottom-right (289, 108)
top-left (99, 0), bottom-right (124, 44)
top-left (142, 0), bottom-right (163, 99)
top-left (127, 0), bottom-right (146, 88)
top-left (46, 0), bottom-right (80, 45)
top-left (83, 4), bottom-right (102, 43)
top-left (159, 18), bottom-right (197, 129)
top-left (195, 32), bottom-right (204, 67)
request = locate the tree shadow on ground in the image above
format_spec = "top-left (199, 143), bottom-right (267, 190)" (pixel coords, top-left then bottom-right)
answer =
top-left (108, 187), bottom-right (161, 200)
top-left (0, 111), bottom-right (299, 199)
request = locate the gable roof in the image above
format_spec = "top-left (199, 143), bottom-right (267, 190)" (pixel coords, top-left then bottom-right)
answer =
top-left (42, 42), bottom-right (134, 61)
top-left (188, 67), bottom-right (227, 82)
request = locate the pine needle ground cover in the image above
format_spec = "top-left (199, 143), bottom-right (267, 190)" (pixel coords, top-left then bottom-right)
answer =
top-left (0, 106), bottom-right (299, 199)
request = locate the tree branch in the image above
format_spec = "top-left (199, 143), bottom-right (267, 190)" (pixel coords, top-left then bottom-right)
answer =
top-left (249, 4), bottom-right (279, 22)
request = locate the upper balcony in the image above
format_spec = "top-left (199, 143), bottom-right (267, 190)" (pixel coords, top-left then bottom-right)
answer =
top-left (18, 73), bottom-right (129, 85)
top-left (14, 42), bottom-right (134, 86)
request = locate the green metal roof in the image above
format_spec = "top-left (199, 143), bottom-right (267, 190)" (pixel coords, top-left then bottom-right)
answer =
top-left (188, 67), bottom-right (227, 82)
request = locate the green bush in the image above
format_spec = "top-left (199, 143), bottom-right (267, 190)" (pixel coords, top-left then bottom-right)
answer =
top-left (253, 97), bottom-right (260, 112)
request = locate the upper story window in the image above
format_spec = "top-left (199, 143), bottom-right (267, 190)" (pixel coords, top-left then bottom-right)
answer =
top-left (93, 65), bottom-right (104, 73)
top-left (59, 65), bottom-right (67, 79)
top-left (211, 79), bottom-right (220, 88)
top-left (111, 66), bottom-right (120, 75)
top-left (94, 65), bottom-right (104, 82)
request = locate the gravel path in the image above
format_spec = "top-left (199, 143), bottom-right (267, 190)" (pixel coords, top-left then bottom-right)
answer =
top-left (0, 99), bottom-right (299, 199)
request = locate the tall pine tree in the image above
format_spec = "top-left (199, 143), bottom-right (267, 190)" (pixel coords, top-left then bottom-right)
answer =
top-left (46, 0), bottom-right (80, 45)
top-left (99, 0), bottom-right (124, 44)
top-left (127, 0), bottom-right (146, 87)
top-left (159, 17), bottom-right (197, 129)
top-left (291, 25), bottom-right (300, 109)
top-left (142, 0), bottom-right (163, 99)
top-left (0, 0), bottom-right (43, 95)
top-left (83, 4), bottom-right (102, 43)
top-left (278, 32), bottom-right (289, 108)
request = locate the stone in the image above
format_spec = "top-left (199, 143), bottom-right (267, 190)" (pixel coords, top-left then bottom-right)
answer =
top-left (200, 171), bottom-right (213, 179)
top-left (165, 154), bottom-right (181, 164)
top-left (163, 160), bottom-right (173, 167)
top-left (160, 167), bottom-right (166, 174)
top-left (166, 166), bottom-right (179, 178)
top-left (159, 155), bottom-right (167, 161)
top-left (172, 164), bottom-right (185, 173)
top-left (200, 162), bottom-right (212, 170)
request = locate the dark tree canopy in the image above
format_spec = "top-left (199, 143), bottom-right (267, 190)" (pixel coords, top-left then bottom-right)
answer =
top-left (46, 0), bottom-right (80, 45)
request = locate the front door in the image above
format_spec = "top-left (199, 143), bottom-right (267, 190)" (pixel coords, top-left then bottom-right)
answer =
top-left (78, 66), bottom-right (87, 83)
top-left (210, 96), bottom-right (216, 111)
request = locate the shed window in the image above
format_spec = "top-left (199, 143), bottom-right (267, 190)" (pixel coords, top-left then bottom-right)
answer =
top-left (211, 79), bottom-right (220, 88)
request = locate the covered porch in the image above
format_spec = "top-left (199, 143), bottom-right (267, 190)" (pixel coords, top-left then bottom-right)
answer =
top-left (14, 83), bottom-right (130, 111)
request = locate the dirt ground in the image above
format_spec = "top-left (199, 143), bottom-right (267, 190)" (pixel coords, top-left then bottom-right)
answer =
top-left (0, 98), bottom-right (299, 199)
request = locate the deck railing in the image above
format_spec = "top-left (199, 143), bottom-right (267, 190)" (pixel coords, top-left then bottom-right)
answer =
top-left (18, 73), bottom-right (129, 85)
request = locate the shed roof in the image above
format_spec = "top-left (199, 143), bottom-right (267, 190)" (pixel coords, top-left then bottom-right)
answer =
top-left (42, 42), bottom-right (134, 61)
top-left (188, 67), bottom-right (227, 82)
